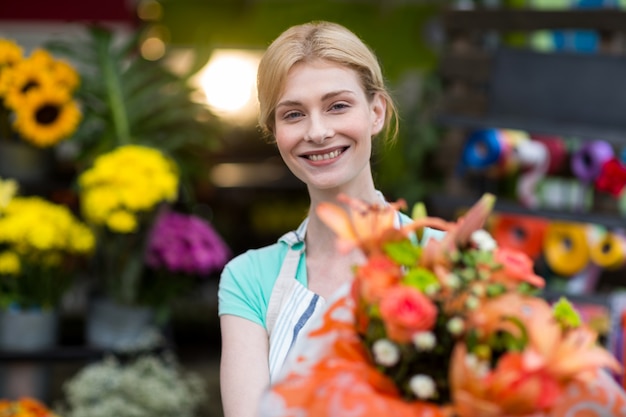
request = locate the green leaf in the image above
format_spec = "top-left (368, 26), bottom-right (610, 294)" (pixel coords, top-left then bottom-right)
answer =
top-left (383, 239), bottom-right (420, 266)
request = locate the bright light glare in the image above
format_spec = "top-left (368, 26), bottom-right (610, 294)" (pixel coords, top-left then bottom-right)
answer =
top-left (195, 49), bottom-right (263, 122)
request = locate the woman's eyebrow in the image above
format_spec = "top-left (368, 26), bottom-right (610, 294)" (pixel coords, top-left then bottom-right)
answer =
top-left (277, 90), bottom-right (355, 109)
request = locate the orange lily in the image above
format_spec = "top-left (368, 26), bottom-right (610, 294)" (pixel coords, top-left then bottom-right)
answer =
top-left (455, 293), bottom-right (622, 416)
top-left (316, 194), bottom-right (408, 255)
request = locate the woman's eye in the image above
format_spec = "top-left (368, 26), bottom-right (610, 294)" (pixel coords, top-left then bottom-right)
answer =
top-left (283, 111), bottom-right (303, 120)
top-left (330, 102), bottom-right (349, 111)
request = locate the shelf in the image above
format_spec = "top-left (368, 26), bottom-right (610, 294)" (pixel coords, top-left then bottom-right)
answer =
top-left (443, 9), bottom-right (626, 32)
top-left (426, 194), bottom-right (625, 229)
top-left (437, 47), bottom-right (626, 147)
top-left (436, 113), bottom-right (626, 147)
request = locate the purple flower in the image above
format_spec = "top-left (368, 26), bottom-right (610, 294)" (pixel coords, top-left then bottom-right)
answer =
top-left (145, 209), bottom-right (231, 275)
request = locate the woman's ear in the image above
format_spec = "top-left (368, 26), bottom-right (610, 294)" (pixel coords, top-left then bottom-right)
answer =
top-left (371, 93), bottom-right (386, 136)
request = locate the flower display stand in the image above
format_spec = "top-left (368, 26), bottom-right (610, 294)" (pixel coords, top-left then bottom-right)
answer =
top-left (0, 308), bottom-right (58, 400)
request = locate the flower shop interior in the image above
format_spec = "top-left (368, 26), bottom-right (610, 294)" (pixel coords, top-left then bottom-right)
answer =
top-left (2, 0), bottom-right (626, 416)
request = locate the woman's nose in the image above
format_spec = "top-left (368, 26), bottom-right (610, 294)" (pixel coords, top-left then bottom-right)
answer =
top-left (304, 115), bottom-right (332, 144)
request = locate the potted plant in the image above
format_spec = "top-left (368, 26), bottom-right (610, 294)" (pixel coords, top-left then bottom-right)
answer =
top-left (143, 206), bottom-right (231, 316)
top-left (0, 37), bottom-right (82, 185)
top-left (77, 144), bottom-right (180, 351)
top-left (0, 176), bottom-right (95, 351)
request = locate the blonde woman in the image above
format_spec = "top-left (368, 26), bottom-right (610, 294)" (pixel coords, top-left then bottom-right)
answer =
top-left (218, 21), bottom-right (442, 417)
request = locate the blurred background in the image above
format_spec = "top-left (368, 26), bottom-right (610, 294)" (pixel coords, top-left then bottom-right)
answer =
top-left (2, 1), bottom-right (626, 416)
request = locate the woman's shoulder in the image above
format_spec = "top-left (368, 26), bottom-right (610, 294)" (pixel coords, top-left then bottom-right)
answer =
top-left (223, 241), bottom-right (289, 276)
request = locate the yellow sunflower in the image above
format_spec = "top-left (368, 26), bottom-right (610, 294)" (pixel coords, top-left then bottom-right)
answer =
top-left (3, 58), bottom-right (59, 109)
top-left (0, 38), bottom-right (23, 97)
top-left (12, 87), bottom-right (82, 147)
top-left (51, 59), bottom-right (80, 92)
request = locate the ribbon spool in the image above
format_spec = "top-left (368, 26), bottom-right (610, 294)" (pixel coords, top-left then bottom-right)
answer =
top-left (543, 222), bottom-right (590, 278)
top-left (513, 139), bottom-right (550, 208)
top-left (570, 140), bottom-right (615, 183)
top-left (530, 134), bottom-right (569, 175)
top-left (589, 230), bottom-right (626, 270)
top-left (459, 129), bottom-right (505, 171)
top-left (492, 214), bottom-right (549, 260)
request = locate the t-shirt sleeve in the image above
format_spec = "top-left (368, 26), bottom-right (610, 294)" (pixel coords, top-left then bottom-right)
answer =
top-left (217, 247), bottom-right (283, 329)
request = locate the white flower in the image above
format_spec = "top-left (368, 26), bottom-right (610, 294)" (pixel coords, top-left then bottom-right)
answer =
top-left (447, 317), bottom-right (465, 335)
top-left (470, 229), bottom-right (497, 251)
top-left (409, 374), bottom-right (437, 399)
top-left (412, 331), bottom-right (436, 351)
top-left (465, 353), bottom-right (490, 378)
top-left (465, 295), bottom-right (480, 310)
top-left (372, 339), bottom-right (400, 367)
top-left (445, 273), bottom-right (461, 289)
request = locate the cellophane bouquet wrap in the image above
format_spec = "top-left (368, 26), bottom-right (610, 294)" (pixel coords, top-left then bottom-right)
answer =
top-left (260, 194), bottom-right (626, 417)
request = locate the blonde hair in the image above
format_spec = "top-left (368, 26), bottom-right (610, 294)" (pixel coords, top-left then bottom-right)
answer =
top-left (256, 21), bottom-right (398, 143)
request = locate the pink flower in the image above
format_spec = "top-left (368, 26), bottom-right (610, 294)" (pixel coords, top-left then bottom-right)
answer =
top-left (145, 209), bottom-right (231, 275)
top-left (379, 285), bottom-right (437, 343)
top-left (492, 247), bottom-right (545, 289)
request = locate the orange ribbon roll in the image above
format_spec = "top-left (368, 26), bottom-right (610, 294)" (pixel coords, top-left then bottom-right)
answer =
top-left (543, 222), bottom-right (590, 278)
top-left (491, 214), bottom-right (549, 260)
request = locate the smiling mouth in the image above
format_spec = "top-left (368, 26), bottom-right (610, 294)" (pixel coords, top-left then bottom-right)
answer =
top-left (304, 147), bottom-right (347, 161)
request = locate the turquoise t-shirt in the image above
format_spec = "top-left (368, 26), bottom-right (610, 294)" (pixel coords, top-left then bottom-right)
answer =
top-left (217, 214), bottom-right (444, 330)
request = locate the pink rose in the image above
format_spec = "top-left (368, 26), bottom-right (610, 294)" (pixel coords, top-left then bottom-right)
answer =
top-left (492, 248), bottom-right (545, 289)
top-left (379, 285), bottom-right (437, 343)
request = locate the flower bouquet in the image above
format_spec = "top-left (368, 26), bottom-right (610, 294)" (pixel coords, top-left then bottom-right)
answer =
top-left (0, 177), bottom-right (95, 309)
top-left (0, 37), bottom-right (81, 147)
top-left (260, 193), bottom-right (625, 417)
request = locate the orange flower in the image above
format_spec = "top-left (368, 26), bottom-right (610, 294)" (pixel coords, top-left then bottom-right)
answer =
top-left (354, 254), bottom-right (402, 304)
top-left (455, 293), bottom-right (623, 416)
top-left (491, 248), bottom-right (545, 289)
top-left (379, 285), bottom-right (437, 343)
top-left (316, 194), bottom-right (407, 256)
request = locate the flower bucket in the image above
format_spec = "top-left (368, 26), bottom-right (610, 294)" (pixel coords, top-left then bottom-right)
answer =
top-left (86, 297), bottom-right (164, 352)
top-left (0, 307), bottom-right (58, 351)
top-left (0, 140), bottom-right (54, 185)
top-left (0, 307), bottom-right (58, 401)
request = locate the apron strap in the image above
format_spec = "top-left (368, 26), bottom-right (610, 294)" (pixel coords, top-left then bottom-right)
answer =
top-left (266, 247), bottom-right (302, 336)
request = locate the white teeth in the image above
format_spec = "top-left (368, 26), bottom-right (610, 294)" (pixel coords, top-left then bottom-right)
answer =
top-left (308, 149), bottom-right (341, 161)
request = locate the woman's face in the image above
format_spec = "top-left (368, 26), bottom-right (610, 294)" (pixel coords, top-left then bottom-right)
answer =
top-left (273, 59), bottom-right (385, 192)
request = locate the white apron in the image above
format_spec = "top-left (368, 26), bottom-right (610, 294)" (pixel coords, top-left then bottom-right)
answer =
top-left (266, 221), bottom-right (326, 382)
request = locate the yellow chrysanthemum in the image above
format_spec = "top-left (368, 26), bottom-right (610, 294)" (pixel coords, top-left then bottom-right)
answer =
top-left (80, 187), bottom-right (121, 224)
top-left (0, 196), bottom-right (94, 262)
top-left (106, 209), bottom-right (138, 233)
top-left (0, 251), bottom-right (20, 275)
top-left (12, 87), bottom-right (82, 147)
top-left (79, 145), bottom-right (180, 232)
top-left (69, 224), bottom-right (96, 253)
top-left (0, 177), bottom-right (18, 210)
